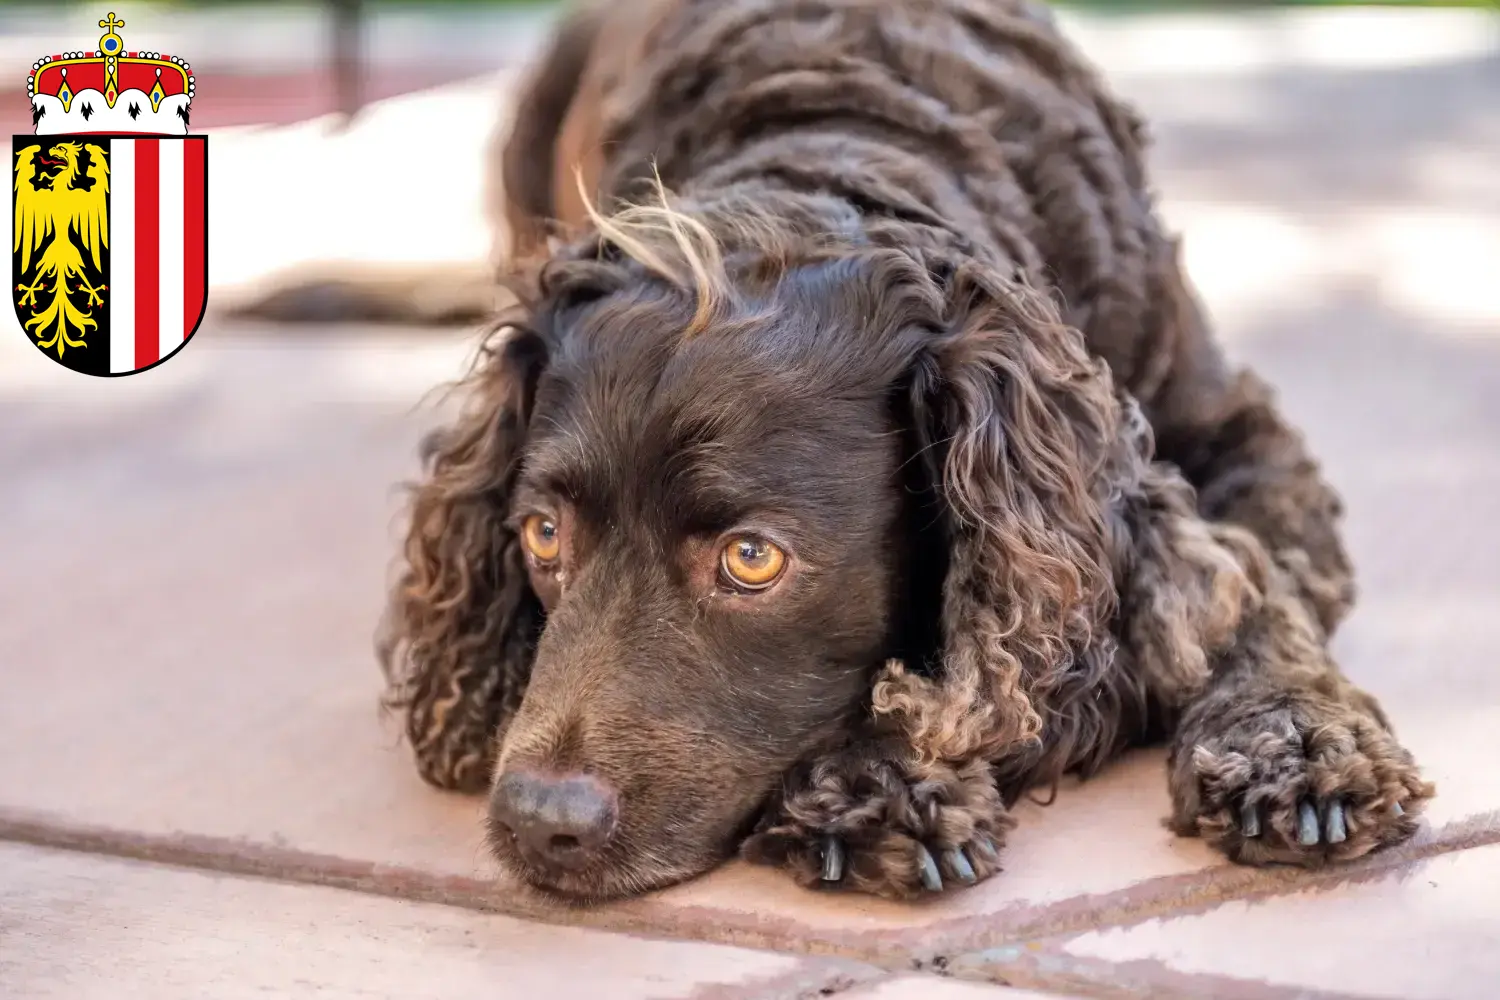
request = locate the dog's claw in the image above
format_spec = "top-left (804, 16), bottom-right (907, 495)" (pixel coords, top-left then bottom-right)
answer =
top-left (1297, 800), bottom-right (1320, 846)
top-left (971, 834), bottom-right (999, 863)
top-left (915, 843), bottom-right (943, 892)
top-left (820, 836), bottom-right (845, 882)
top-left (1392, 801), bottom-right (1405, 818)
top-left (1325, 800), bottom-right (1348, 845)
top-left (946, 847), bottom-right (976, 884)
top-left (1240, 802), bottom-right (1261, 838)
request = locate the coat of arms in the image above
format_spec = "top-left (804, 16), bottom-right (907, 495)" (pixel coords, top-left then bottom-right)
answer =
top-left (13, 11), bottom-right (207, 376)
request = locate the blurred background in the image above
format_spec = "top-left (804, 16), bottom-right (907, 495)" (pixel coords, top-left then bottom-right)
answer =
top-left (1, 4), bottom-right (1498, 993)
top-left (1, 0), bottom-right (1494, 322)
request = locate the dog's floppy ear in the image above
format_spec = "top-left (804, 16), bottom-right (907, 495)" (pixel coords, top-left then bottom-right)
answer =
top-left (377, 319), bottom-right (550, 792)
top-left (874, 260), bottom-right (1122, 770)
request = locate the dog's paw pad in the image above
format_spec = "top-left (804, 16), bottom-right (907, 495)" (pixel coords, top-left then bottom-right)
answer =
top-left (1182, 703), bottom-right (1434, 866)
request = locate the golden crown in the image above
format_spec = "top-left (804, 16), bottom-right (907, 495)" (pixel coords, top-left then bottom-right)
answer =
top-left (27, 12), bottom-right (196, 135)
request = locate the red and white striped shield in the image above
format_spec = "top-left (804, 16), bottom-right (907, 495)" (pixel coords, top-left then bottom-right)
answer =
top-left (13, 135), bottom-right (208, 377)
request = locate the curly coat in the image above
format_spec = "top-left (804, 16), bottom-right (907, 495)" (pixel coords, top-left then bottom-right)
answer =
top-left (379, 0), bottom-right (1433, 902)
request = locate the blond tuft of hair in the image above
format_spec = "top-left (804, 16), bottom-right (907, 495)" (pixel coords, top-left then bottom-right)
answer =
top-left (574, 167), bottom-right (729, 337)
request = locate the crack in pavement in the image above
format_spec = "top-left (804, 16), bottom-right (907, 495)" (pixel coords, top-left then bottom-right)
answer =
top-left (3, 805), bottom-right (1497, 996)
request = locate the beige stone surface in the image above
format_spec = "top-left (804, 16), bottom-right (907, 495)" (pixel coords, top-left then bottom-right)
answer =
top-left (846, 975), bottom-right (1077, 998)
top-left (0, 842), bottom-right (869, 1000)
top-left (0, 336), bottom-right (495, 878)
top-left (1062, 843), bottom-right (1500, 1000)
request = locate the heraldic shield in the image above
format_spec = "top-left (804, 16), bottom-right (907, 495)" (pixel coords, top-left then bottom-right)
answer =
top-left (12, 12), bottom-right (207, 377)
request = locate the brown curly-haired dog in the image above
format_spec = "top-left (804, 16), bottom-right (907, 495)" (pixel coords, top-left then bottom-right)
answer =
top-left (378, 0), bottom-right (1434, 903)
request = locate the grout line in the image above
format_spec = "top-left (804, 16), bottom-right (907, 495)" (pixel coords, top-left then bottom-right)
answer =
top-left (900, 810), bottom-right (1500, 961)
top-left (0, 807), bottom-right (912, 964)
top-left (908, 812), bottom-right (1500, 999)
top-left (0, 808), bottom-right (575, 922)
top-left (2, 806), bottom-right (1497, 977)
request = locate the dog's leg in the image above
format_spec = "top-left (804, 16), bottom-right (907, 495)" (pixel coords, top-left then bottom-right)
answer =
top-left (1165, 560), bottom-right (1434, 865)
top-left (1129, 237), bottom-right (1355, 637)
top-left (1105, 450), bottom-right (1434, 864)
top-left (741, 723), bottom-right (1014, 899)
top-left (1114, 240), bottom-right (1434, 859)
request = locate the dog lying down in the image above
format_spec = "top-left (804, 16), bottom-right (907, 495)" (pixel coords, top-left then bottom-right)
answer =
top-left (353, 0), bottom-right (1438, 903)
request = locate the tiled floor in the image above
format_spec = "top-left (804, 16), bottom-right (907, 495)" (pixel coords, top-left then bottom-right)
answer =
top-left (1, 843), bottom-right (879, 1000)
top-left (2, 8), bottom-right (1498, 999)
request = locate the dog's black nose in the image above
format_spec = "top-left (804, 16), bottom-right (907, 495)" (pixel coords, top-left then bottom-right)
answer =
top-left (490, 768), bottom-right (618, 869)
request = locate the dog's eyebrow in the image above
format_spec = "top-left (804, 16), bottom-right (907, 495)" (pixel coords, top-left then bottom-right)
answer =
top-left (509, 479), bottom-right (559, 518)
top-left (662, 477), bottom-right (771, 532)
top-left (661, 437), bottom-right (852, 528)
top-left (513, 451), bottom-right (594, 511)
top-left (510, 414), bottom-right (596, 501)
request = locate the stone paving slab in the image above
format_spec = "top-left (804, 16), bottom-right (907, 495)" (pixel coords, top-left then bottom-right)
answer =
top-left (0, 335), bottom-right (492, 875)
top-left (1052, 842), bottom-right (1500, 1000)
top-left (844, 976), bottom-right (1079, 999)
top-left (0, 842), bottom-right (880, 1000)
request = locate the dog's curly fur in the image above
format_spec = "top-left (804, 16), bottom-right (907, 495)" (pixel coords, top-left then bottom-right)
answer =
top-left (378, 0), bottom-right (1433, 902)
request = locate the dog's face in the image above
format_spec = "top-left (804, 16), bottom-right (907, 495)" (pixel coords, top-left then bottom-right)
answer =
top-left (389, 227), bottom-right (1118, 904)
top-left (486, 255), bottom-right (943, 900)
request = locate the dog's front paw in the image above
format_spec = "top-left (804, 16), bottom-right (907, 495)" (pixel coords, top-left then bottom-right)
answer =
top-left (741, 747), bottom-right (1014, 900)
top-left (1172, 695), bottom-right (1435, 866)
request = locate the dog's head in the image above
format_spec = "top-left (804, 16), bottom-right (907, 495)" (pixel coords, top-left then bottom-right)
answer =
top-left (381, 197), bottom-right (1120, 902)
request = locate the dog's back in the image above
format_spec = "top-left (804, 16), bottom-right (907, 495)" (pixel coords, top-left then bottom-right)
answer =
top-left (510, 0), bottom-right (1193, 403)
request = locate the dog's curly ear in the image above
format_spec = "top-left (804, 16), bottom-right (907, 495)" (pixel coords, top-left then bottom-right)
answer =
top-left (874, 260), bottom-right (1123, 768)
top-left (377, 321), bottom-right (549, 793)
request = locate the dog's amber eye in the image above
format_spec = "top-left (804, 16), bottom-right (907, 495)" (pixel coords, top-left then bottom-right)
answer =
top-left (721, 536), bottom-right (786, 590)
top-left (521, 514), bottom-right (561, 564)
